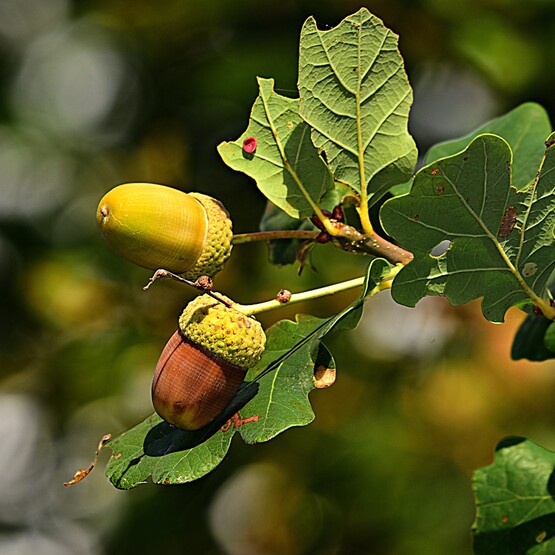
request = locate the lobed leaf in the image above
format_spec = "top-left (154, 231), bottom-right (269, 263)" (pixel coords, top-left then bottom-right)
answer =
top-left (380, 133), bottom-right (555, 323)
top-left (472, 437), bottom-right (555, 555)
top-left (298, 7), bottom-right (417, 202)
top-left (217, 77), bottom-right (332, 219)
top-left (238, 316), bottom-right (335, 444)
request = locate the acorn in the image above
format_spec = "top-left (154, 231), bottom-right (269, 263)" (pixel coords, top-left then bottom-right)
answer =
top-left (96, 183), bottom-right (232, 279)
top-left (152, 294), bottom-right (266, 430)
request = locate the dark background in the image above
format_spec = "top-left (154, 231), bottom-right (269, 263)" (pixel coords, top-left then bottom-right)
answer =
top-left (1, 1), bottom-right (555, 554)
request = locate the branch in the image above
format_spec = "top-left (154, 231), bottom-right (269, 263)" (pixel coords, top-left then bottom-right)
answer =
top-left (233, 224), bottom-right (413, 266)
top-left (232, 230), bottom-right (319, 244)
top-left (329, 222), bottom-right (413, 266)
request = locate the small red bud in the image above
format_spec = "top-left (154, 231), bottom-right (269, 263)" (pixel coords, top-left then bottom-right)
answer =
top-left (276, 289), bottom-right (292, 303)
top-left (243, 136), bottom-right (257, 154)
top-left (310, 210), bottom-right (333, 231)
top-left (315, 231), bottom-right (331, 243)
top-left (310, 215), bottom-right (324, 230)
top-left (332, 205), bottom-right (344, 222)
top-left (534, 305), bottom-right (544, 317)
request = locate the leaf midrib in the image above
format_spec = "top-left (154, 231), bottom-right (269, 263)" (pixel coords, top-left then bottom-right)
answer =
top-left (439, 145), bottom-right (540, 306)
top-left (258, 78), bottom-right (321, 216)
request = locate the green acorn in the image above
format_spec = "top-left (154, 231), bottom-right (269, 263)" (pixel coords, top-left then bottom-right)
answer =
top-left (96, 182), bottom-right (232, 279)
top-left (151, 294), bottom-right (266, 430)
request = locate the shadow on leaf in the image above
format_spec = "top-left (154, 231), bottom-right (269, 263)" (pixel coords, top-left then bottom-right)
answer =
top-left (143, 381), bottom-right (260, 456)
top-left (495, 436), bottom-right (526, 451)
top-left (474, 437), bottom-right (555, 555)
top-left (474, 512), bottom-right (555, 555)
top-left (511, 315), bottom-right (555, 362)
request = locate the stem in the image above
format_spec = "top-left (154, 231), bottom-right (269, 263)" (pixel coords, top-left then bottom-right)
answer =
top-left (354, 28), bottom-right (374, 237)
top-left (144, 265), bottom-right (400, 319)
top-left (365, 263), bottom-right (400, 296)
top-left (232, 230), bottom-right (319, 244)
top-left (357, 203), bottom-right (374, 236)
top-left (232, 223), bottom-right (413, 267)
top-left (236, 276), bottom-right (366, 316)
top-left (237, 263), bottom-right (400, 316)
top-left (329, 223), bottom-right (414, 266)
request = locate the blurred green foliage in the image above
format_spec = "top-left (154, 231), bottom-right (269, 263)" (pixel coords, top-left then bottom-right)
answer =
top-left (2, 1), bottom-right (555, 554)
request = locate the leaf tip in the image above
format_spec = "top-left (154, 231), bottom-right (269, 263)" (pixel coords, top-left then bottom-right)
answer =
top-left (64, 433), bottom-right (111, 487)
top-left (313, 365), bottom-right (336, 388)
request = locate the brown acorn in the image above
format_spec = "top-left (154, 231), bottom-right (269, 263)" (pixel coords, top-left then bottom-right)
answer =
top-left (151, 294), bottom-right (266, 430)
top-left (96, 182), bottom-right (232, 279)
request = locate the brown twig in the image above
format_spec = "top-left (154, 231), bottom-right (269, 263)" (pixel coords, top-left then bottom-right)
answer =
top-left (143, 270), bottom-right (232, 307)
top-left (232, 225), bottom-right (413, 266)
top-left (231, 230), bottom-right (320, 244)
top-left (330, 222), bottom-right (414, 266)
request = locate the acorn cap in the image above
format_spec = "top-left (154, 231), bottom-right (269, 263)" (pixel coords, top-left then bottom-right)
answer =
top-left (184, 193), bottom-right (233, 280)
top-left (179, 294), bottom-right (266, 369)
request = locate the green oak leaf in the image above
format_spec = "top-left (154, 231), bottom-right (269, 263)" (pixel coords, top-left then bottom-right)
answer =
top-left (425, 102), bottom-right (551, 190)
top-left (380, 133), bottom-right (555, 323)
top-left (217, 77), bottom-right (332, 219)
top-left (298, 7), bottom-right (417, 202)
top-left (390, 102), bottom-right (552, 197)
top-left (238, 317), bottom-right (336, 443)
top-left (105, 259), bottom-right (391, 488)
top-left (239, 257), bottom-right (391, 443)
top-left (239, 258), bottom-right (391, 444)
top-left (472, 437), bottom-right (555, 555)
top-left (105, 414), bottom-right (234, 489)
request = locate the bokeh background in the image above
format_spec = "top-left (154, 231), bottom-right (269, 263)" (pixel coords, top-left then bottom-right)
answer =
top-left (2, 1), bottom-right (555, 554)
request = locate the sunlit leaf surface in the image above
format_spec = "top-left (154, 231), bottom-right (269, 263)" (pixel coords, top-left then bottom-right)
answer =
top-left (298, 8), bottom-right (417, 200)
top-left (218, 77), bottom-right (332, 219)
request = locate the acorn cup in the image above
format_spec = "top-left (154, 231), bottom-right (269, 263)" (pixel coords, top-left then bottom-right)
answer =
top-left (152, 294), bottom-right (266, 431)
top-left (96, 183), bottom-right (233, 279)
